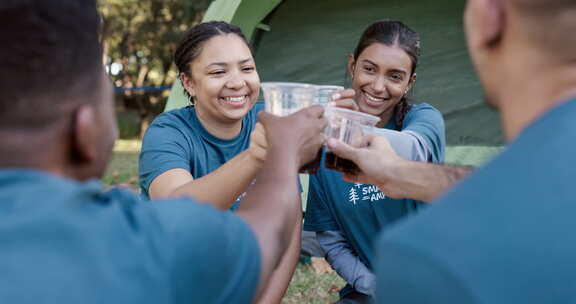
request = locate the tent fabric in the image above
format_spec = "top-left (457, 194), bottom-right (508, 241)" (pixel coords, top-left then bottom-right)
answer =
top-left (254, 0), bottom-right (502, 146)
top-left (167, 0), bottom-right (503, 146)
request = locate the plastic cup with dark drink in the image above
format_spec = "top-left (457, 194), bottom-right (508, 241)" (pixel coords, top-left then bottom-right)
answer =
top-left (260, 82), bottom-right (321, 173)
top-left (313, 85), bottom-right (344, 107)
top-left (323, 106), bottom-right (380, 174)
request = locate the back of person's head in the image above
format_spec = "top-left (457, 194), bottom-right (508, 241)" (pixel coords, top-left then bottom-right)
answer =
top-left (0, 0), bottom-right (103, 127)
top-left (0, 0), bottom-right (116, 180)
top-left (511, 0), bottom-right (576, 61)
top-left (465, 0), bottom-right (576, 139)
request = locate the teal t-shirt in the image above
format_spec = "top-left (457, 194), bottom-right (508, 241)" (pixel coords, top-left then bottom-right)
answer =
top-left (375, 98), bottom-right (576, 304)
top-left (0, 170), bottom-right (260, 304)
top-left (304, 103), bottom-right (445, 295)
top-left (139, 103), bottom-right (264, 209)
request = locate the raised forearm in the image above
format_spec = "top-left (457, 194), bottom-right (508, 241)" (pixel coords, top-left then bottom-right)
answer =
top-left (171, 151), bottom-right (260, 210)
top-left (235, 147), bottom-right (301, 299)
top-left (383, 160), bottom-right (473, 202)
top-left (256, 215), bottom-right (301, 304)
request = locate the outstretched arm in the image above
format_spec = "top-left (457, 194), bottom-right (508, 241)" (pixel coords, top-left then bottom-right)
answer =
top-left (148, 123), bottom-right (267, 210)
top-left (327, 135), bottom-right (472, 202)
top-left (236, 107), bottom-right (326, 299)
top-left (256, 216), bottom-right (301, 304)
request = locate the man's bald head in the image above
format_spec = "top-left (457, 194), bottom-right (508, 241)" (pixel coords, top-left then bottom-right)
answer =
top-left (510, 0), bottom-right (576, 61)
top-left (0, 0), bottom-right (103, 129)
top-left (465, 0), bottom-right (576, 140)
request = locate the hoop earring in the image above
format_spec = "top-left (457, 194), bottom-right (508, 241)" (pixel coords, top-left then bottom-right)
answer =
top-left (182, 87), bottom-right (195, 106)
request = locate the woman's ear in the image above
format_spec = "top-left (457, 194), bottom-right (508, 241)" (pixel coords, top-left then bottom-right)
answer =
top-left (180, 72), bottom-right (195, 98)
top-left (406, 73), bottom-right (417, 93)
top-left (347, 54), bottom-right (356, 80)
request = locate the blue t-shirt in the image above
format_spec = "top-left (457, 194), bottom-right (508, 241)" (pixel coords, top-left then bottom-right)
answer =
top-left (375, 98), bottom-right (576, 304)
top-left (139, 103), bottom-right (264, 209)
top-left (0, 169), bottom-right (260, 304)
top-left (304, 103), bottom-right (445, 296)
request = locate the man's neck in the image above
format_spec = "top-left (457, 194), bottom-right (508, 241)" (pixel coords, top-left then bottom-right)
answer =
top-left (498, 60), bottom-right (576, 141)
top-left (0, 130), bottom-right (72, 179)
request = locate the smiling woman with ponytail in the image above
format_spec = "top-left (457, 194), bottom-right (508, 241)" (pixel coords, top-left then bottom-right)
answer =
top-left (304, 20), bottom-right (446, 304)
top-left (139, 21), bottom-right (300, 304)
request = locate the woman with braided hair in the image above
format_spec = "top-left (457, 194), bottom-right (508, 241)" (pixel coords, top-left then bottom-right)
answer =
top-left (304, 20), bottom-right (445, 304)
top-left (138, 21), bottom-right (300, 304)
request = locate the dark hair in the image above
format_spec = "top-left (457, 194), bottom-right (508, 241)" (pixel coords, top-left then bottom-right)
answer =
top-left (0, 0), bottom-right (103, 127)
top-left (353, 20), bottom-right (421, 130)
top-left (174, 21), bottom-right (250, 100)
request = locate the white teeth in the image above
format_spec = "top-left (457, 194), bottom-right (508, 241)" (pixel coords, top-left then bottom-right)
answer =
top-left (223, 96), bottom-right (246, 102)
top-left (364, 92), bottom-right (386, 102)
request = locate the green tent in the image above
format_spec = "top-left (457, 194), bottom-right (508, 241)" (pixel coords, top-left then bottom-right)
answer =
top-left (166, 0), bottom-right (504, 147)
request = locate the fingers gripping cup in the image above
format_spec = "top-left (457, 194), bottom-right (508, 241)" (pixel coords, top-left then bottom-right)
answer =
top-left (314, 85), bottom-right (344, 107)
top-left (324, 107), bottom-right (380, 174)
top-left (261, 82), bottom-right (321, 173)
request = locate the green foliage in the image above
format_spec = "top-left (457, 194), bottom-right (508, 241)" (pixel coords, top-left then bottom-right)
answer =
top-left (99, 0), bottom-right (212, 137)
top-left (100, 0), bottom-right (211, 87)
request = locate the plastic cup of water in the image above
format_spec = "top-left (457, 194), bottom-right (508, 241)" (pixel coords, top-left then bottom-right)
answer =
top-left (260, 82), bottom-right (321, 174)
top-left (314, 85), bottom-right (344, 107)
top-left (261, 82), bottom-right (317, 116)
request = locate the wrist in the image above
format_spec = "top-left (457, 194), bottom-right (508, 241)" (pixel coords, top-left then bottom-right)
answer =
top-left (264, 145), bottom-right (299, 174)
top-left (377, 158), bottom-right (410, 193)
top-left (245, 147), bottom-right (265, 168)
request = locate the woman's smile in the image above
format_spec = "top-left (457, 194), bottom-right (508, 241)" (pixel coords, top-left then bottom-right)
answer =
top-left (219, 94), bottom-right (251, 108)
top-left (360, 89), bottom-right (390, 107)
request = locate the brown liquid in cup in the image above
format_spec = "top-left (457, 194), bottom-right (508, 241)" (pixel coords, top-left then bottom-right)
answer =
top-left (324, 151), bottom-right (360, 175)
top-left (299, 148), bottom-right (323, 174)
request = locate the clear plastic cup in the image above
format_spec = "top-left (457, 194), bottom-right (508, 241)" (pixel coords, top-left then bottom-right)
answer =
top-left (314, 85), bottom-right (344, 107)
top-left (324, 106), bottom-right (380, 174)
top-left (260, 82), bottom-right (321, 174)
top-left (261, 82), bottom-right (317, 116)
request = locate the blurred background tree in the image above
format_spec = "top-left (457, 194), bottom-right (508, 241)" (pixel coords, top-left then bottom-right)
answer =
top-left (99, 0), bottom-right (211, 138)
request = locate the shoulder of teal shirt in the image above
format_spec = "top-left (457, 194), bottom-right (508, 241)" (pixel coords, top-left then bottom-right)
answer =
top-left (105, 187), bottom-right (262, 304)
top-left (104, 187), bottom-right (262, 303)
top-left (146, 195), bottom-right (262, 304)
top-left (403, 102), bottom-right (446, 163)
top-left (374, 98), bottom-right (576, 304)
top-left (138, 106), bottom-right (195, 200)
top-left (139, 103), bottom-right (264, 200)
top-left (0, 171), bottom-right (261, 303)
